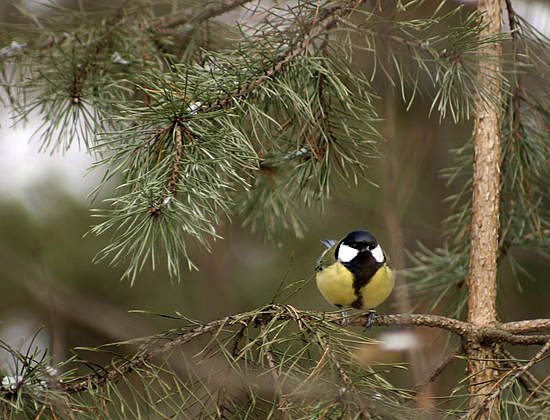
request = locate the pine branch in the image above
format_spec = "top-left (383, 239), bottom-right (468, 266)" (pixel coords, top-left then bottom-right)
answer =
top-left (57, 306), bottom-right (550, 396)
top-left (199, 0), bottom-right (365, 113)
top-left (63, 310), bottom-right (254, 394)
top-left (375, 314), bottom-right (550, 345)
top-left (68, 6), bottom-right (126, 105)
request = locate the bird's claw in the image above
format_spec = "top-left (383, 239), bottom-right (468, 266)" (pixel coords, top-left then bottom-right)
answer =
top-left (364, 311), bottom-right (377, 329)
top-left (340, 310), bottom-right (350, 326)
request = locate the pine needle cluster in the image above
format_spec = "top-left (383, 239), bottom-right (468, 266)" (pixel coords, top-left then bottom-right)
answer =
top-left (2, 0), bottom-right (384, 282)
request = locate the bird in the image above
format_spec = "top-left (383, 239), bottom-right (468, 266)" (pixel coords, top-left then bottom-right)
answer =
top-left (315, 230), bottom-right (394, 328)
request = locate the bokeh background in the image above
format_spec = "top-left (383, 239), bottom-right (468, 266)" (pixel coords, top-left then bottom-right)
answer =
top-left (1, 0), bottom-right (549, 393)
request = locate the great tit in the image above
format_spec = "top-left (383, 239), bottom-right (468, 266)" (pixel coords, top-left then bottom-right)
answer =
top-left (315, 230), bottom-right (394, 326)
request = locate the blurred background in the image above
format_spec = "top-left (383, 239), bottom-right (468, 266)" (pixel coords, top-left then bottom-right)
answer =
top-left (1, 0), bottom-right (549, 394)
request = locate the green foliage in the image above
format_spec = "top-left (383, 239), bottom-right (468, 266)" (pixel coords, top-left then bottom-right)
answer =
top-left (0, 0), bottom-right (519, 283)
top-left (5, 1), bottom-right (352, 280)
top-left (352, 1), bottom-right (509, 122)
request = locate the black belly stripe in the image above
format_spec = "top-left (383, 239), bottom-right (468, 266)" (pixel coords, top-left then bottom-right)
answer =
top-left (351, 295), bottom-right (363, 309)
top-left (343, 252), bottom-right (383, 309)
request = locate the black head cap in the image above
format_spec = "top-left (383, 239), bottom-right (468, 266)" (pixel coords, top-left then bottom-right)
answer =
top-left (341, 230), bottom-right (378, 249)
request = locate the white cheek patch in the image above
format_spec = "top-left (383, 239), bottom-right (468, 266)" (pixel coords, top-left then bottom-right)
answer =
top-left (371, 244), bottom-right (385, 263)
top-left (337, 244), bottom-right (359, 263)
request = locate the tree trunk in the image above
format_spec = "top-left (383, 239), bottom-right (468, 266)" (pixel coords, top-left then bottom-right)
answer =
top-left (466, 0), bottom-right (503, 418)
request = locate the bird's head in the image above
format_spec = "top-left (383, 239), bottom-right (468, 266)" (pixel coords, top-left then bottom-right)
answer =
top-left (336, 230), bottom-right (385, 264)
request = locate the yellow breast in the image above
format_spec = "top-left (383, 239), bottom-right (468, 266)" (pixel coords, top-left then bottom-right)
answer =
top-left (359, 265), bottom-right (395, 309)
top-left (316, 262), bottom-right (394, 309)
top-left (316, 261), bottom-right (356, 307)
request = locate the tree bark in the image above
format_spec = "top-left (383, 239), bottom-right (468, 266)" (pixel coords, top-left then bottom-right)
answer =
top-left (466, 0), bottom-right (503, 417)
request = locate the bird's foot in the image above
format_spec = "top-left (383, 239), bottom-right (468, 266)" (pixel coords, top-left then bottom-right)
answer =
top-left (364, 311), bottom-right (377, 329)
top-left (340, 310), bottom-right (350, 326)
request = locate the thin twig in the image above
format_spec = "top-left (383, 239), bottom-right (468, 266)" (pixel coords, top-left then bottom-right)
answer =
top-left (154, 0), bottom-right (253, 33)
top-left (413, 348), bottom-right (461, 393)
top-left (504, 0), bottom-right (522, 142)
top-left (524, 373), bottom-right (550, 404)
top-left (499, 348), bottom-right (550, 400)
top-left (216, 385), bottom-right (229, 420)
top-left (231, 323), bottom-right (247, 357)
top-left (147, 123), bottom-right (186, 216)
top-left (18, 0), bottom-right (252, 52)
top-left (166, 124), bottom-right (185, 195)
top-left (374, 313), bottom-right (471, 336)
top-left (280, 344), bottom-right (329, 404)
top-left (260, 324), bottom-right (290, 420)
top-left (315, 334), bottom-right (368, 419)
top-left (464, 340), bottom-right (550, 419)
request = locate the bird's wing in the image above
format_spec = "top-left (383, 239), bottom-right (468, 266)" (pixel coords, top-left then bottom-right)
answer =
top-left (315, 240), bottom-right (339, 271)
top-left (321, 239), bottom-right (338, 249)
